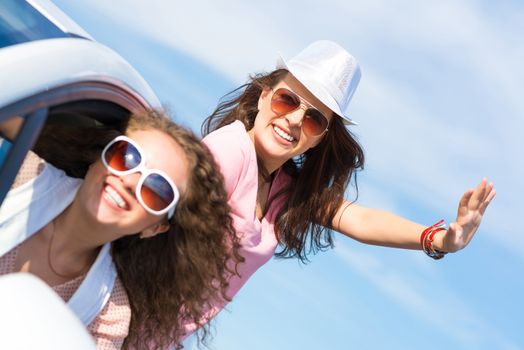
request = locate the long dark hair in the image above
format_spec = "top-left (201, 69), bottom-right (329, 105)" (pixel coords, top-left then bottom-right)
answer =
top-left (202, 70), bottom-right (365, 262)
top-left (36, 110), bottom-right (243, 349)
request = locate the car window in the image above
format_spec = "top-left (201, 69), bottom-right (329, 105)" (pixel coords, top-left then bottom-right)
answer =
top-left (0, 139), bottom-right (9, 165)
top-left (0, 110), bottom-right (47, 207)
top-left (0, 115), bottom-right (24, 168)
top-left (0, 0), bottom-right (68, 49)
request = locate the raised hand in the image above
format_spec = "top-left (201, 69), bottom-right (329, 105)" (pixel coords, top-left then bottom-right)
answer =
top-left (441, 178), bottom-right (496, 253)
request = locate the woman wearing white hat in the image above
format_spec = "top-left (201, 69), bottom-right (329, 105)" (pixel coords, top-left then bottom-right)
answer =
top-left (199, 40), bottom-right (496, 319)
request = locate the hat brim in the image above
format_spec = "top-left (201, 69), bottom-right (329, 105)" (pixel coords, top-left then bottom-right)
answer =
top-left (276, 55), bottom-right (358, 126)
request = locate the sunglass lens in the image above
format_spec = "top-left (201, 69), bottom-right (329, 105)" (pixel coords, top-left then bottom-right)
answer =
top-left (105, 141), bottom-right (142, 172)
top-left (271, 89), bottom-right (300, 115)
top-left (303, 109), bottom-right (328, 136)
top-left (141, 173), bottom-right (175, 211)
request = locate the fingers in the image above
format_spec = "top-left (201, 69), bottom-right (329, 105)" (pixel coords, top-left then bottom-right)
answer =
top-left (457, 179), bottom-right (496, 218)
top-left (479, 184), bottom-right (496, 215)
top-left (459, 189), bottom-right (474, 209)
top-left (452, 179), bottom-right (495, 249)
top-left (469, 178), bottom-right (488, 209)
top-left (485, 185), bottom-right (496, 202)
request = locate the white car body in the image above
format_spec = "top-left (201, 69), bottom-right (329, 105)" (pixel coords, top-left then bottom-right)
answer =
top-left (0, 0), bottom-right (162, 204)
top-left (0, 0), bottom-right (160, 111)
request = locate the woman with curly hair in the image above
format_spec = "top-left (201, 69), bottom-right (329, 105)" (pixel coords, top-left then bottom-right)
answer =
top-left (0, 110), bottom-right (242, 349)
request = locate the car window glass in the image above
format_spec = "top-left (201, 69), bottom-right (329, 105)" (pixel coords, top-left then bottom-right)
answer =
top-left (0, 138), bottom-right (10, 169)
top-left (0, 0), bottom-right (67, 49)
top-left (0, 115), bottom-right (24, 168)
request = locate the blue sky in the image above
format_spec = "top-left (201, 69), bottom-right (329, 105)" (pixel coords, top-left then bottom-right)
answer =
top-left (52, 1), bottom-right (524, 349)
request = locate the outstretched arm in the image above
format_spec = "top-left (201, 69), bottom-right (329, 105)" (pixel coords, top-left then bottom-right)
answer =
top-left (332, 179), bottom-right (496, 253)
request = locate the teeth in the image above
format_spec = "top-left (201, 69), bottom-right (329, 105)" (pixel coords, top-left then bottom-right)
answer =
top-left (104, 185), bottom-right (127, 209)
top-left (273, 125), bottom-right (295, 142)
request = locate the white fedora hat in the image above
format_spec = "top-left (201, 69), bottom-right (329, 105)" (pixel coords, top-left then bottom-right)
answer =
top-left (276, 40), bottom-right (361, 125)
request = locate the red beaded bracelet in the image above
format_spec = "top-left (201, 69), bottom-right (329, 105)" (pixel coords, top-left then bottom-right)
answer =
top-left (420, 220), bottom-right (448, 260)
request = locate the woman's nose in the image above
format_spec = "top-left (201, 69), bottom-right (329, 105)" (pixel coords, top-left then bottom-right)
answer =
top-left (284, 108), bottom-right (305, 127)
top-left (119, 171), bottom-right (142, 195)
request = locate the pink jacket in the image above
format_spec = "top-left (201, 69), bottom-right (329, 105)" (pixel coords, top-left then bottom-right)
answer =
top-left (200, 120), bottom-right (290, 320)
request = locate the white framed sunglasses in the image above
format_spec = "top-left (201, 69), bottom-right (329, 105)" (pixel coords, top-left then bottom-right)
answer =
top-left (101, 135), bottom-right (179, 219)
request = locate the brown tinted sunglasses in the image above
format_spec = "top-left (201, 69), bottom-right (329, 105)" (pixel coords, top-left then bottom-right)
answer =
top-left (270, 88), bottom-right (329, 136)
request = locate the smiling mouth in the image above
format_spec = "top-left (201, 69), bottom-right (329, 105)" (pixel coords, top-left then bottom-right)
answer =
top-left (103, 185), bottom-right (128, 210)
top-left (273, 125), bottom-right (295, 142)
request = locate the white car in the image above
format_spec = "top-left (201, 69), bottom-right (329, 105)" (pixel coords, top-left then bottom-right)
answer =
top-left (0, 0), bottom-right (161, 207)
top-left (0, 1), bottom-right (162, 348)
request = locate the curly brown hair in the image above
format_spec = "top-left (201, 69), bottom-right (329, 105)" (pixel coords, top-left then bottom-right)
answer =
top-left (35, 109), bottom-right (242, 349)
top-left (114, 111), bottom-right (242, 349)
top-left (202, 69), bottom-right (365, 262)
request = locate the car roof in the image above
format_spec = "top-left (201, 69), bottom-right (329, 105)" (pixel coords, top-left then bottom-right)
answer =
top-left (0, 38), bottom-right (161, 111)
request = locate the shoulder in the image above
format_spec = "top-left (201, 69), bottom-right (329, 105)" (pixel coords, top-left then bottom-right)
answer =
top-left (87, 277), bottom-right (130, 349)
top-left (202, 121), bottom-right (257, 197)
top-left (202, 120), bottom-right (252, 159)
top-left (10, 151), bottom-right (45, 189)
top-left (0, 158), bottom-right (81, 230)
top-left (4, 160), bottom-right (81, 207)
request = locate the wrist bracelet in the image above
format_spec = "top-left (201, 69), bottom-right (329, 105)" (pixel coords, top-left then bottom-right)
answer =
top-left (420, 220), bottom-right (448, 260)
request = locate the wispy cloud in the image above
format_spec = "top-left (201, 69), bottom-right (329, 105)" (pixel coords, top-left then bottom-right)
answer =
top-left (334, 242), bottom-right (521, 349)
